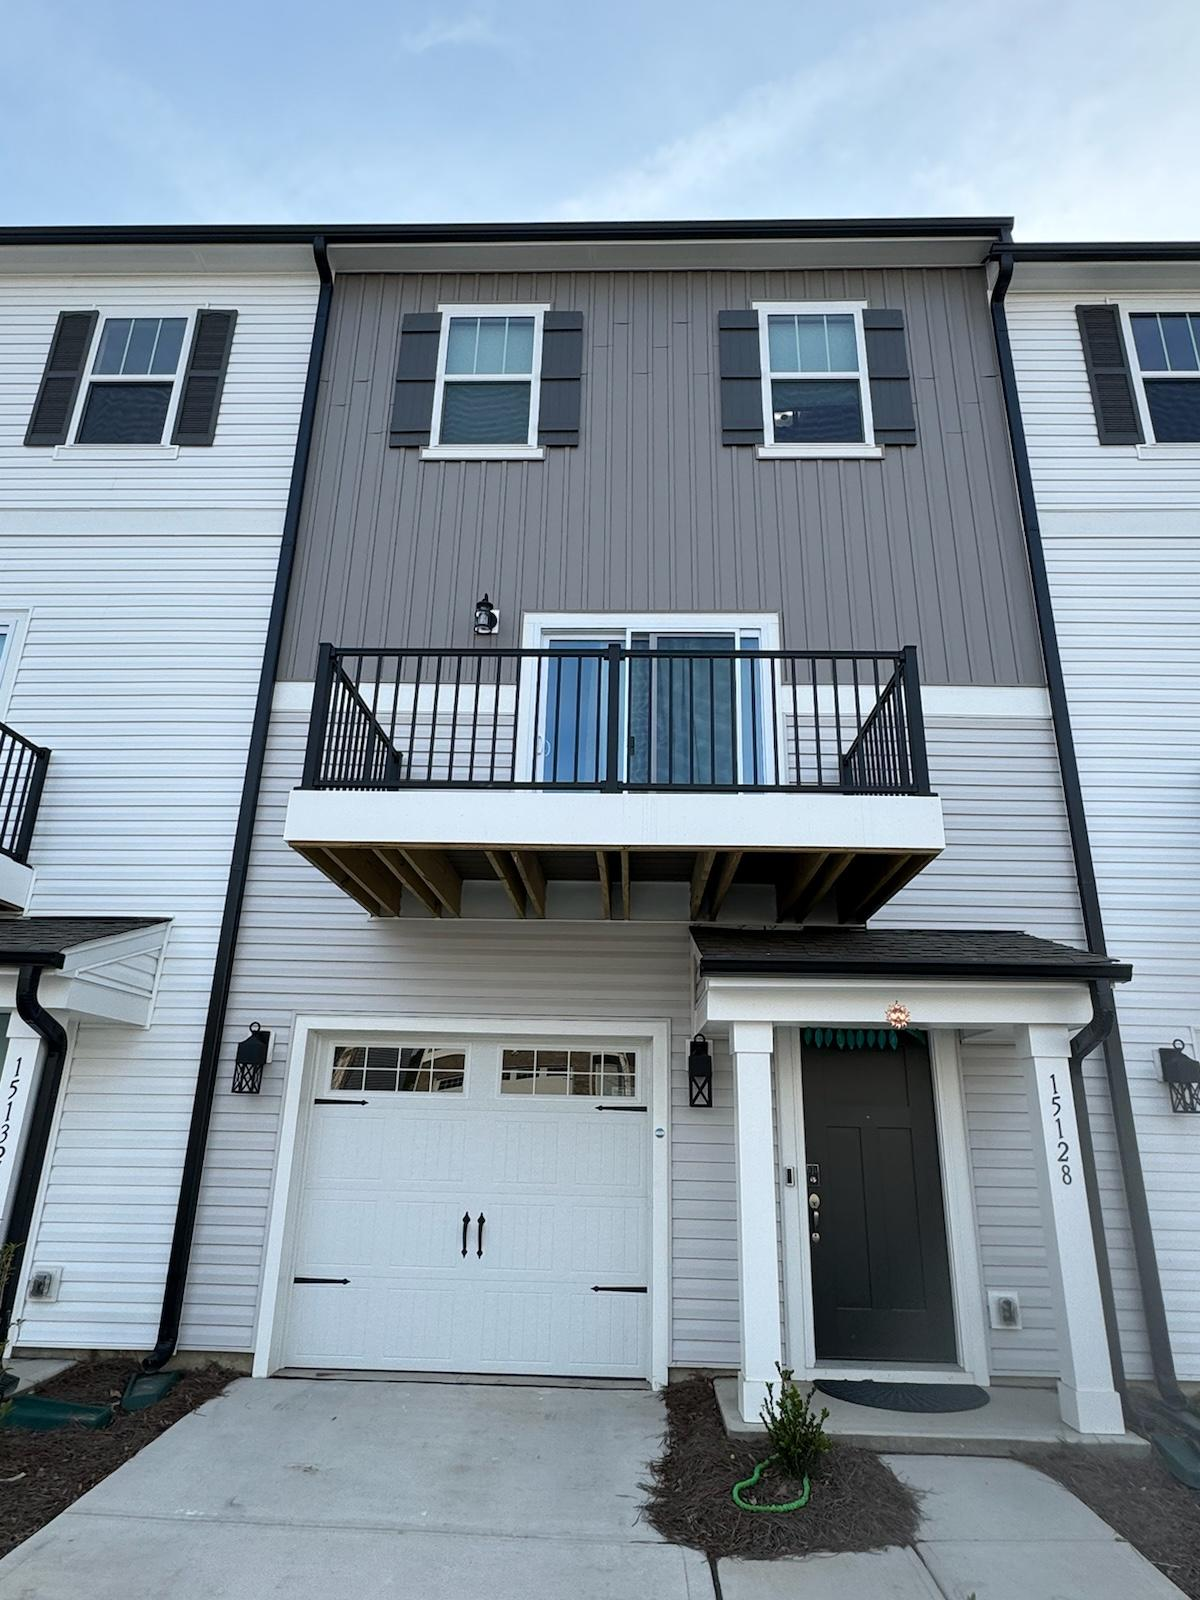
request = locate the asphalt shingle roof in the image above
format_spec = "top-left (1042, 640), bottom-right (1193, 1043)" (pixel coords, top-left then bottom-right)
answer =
top-left (0, 916), bottom-right (170, 967)
top-left (691, 926), bottom-right (1131, 983)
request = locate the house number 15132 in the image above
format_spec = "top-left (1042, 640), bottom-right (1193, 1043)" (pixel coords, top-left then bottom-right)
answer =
top-left (1048, 1073), bottom-right (1073, 1185)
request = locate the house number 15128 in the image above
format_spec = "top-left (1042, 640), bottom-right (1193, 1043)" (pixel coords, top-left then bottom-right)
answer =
top-left (1048, 1073), bottom-right (1073, 1185)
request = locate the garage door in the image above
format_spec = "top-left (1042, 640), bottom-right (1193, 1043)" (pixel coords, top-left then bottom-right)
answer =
top-left (282, 1037), bottom-right (650, 1378)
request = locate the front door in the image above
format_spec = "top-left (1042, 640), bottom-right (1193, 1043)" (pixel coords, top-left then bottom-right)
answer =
top-left (802, 1035), bottom-right (956, 1363)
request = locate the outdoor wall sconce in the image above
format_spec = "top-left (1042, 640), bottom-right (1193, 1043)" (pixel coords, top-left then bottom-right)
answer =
top-left (1159, 1039), bottom-right (1200, 1114)
top-left (232, 1022), bottom-right (271, 1095)
top-left (474, 593), bottom-right (500, 635)
top-left (688, 1035), bottom-right (713, 1108)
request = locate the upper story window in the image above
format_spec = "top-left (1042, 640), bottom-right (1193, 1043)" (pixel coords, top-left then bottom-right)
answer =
top-left (755, 302), bottom-right (877, 457)
top-left (77, 316), bottom-right (188, 444)
top-left (427, 305), bottom-right (547, 458)
top-left (24, 307), bottom-right (238, 450)
top-left (1129, 311), bottom-right (1200, 443)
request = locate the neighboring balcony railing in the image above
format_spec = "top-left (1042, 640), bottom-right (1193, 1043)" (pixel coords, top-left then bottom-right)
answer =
top-left (301, 642), bottom-right (930, 797)
top-left (0, 721), bottom-right (50, 864)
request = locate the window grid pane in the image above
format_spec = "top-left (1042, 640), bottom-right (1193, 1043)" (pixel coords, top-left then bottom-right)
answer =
top-left (767, 312), bottom-right (858, 375)
top-left (445, 315), bottom-right (534, 376)
top-left (501, 1047), bottom-right (637, 1097)
top-left (329, 1044), bottom-right (465, 1093)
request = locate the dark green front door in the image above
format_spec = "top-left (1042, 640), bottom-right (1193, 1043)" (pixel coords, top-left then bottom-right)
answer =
top-left (802, 1035), bottom-right (956, 1363)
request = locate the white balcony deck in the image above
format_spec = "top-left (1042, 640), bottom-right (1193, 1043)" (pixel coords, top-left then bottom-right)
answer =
top-left (283, 786), bottom-right (946, 922)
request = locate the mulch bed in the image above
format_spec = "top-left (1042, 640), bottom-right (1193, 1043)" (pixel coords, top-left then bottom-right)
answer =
top-left (0, 1359), bottom-right (236, 1560)
top-left (642, 1376), bottom-right (922, 1560)
top-left (1020, 1446), bottom-right (1200, 1600)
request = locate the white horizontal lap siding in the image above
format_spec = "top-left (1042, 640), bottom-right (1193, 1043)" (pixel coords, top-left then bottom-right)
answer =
top-left (1046, 523), bottom-right (1199, 1377)
top-left (959, 1035), bottom-right (1060, 1375)
top-left (1008, 292), bottom-right (1200, 510)
top-left (8, 536), bottom-right (280, 1349)
top-left (1009, 289), bottom-right (1200, 1376)
top-left (877, 715), bottom-right (1086, 943)
top-left (0, 273), bottom-right (317, 510)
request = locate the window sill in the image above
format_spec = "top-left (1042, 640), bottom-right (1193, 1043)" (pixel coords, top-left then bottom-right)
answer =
top-left (51, 444), bottom-right (180, 460)
top-left (421, 445), bottom-right (545, 462)
top-left (1136, 443), bottom-right (1200, 459)
top-left (756, 443), bottom-right (883, 460)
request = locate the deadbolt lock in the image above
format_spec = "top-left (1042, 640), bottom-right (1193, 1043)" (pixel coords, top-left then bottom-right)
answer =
top-left (808, 1192), bottom-right (821, 1211)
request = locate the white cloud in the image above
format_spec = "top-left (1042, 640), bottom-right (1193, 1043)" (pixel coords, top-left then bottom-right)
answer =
top-left (402, 13), bottom-right (502, 53)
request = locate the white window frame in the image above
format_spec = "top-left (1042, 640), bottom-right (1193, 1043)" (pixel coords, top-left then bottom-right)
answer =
top-left (422, 302), bottom-right (549, 462)
top-left (57, 308), bottom-right (197, 455)
top-left (518, 611), bottom-right (783, 786)
top-left (752, 300), bottom-right (881, 460)
top-left (1120, 302), bottom-right (1200, 455)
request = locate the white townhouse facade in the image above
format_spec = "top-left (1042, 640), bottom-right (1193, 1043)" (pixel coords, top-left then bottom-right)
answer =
top-left (3, 217), bottom-right (1190, 1447)
top-left (1002, 244), bottom-right (1200, 1387)
top-left (0, 233), bottom-right (322, 1356)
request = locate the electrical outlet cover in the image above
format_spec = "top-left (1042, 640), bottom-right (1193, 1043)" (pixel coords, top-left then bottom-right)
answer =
top-left (987, 1290), bottom-right (1022, 1330)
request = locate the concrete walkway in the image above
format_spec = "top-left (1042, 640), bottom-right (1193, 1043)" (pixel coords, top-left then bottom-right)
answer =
top-left (0, 1378), bottom-right (1185, 1599)
top-left (719, 1454), bottom-right (1186, 1598)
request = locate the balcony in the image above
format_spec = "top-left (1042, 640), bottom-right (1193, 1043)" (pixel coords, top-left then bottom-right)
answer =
top-left (0, 720), bottom-right (51, 913)
top-left (285, 642), bottom-right (945, 922)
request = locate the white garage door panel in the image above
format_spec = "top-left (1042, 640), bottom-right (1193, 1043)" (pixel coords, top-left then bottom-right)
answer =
top-left (281, 1040), bottom-right (651, 1378)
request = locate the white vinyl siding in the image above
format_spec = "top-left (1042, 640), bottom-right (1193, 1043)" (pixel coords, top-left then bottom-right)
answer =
top-left (3, 259), bottom-right (317, 1352)
top-left (1, 273), bottom-right (316, 508)
top-left (7, 534), bottom-right (279, 1349)
top-left (1009, 286), bottom-right (1200, 1379)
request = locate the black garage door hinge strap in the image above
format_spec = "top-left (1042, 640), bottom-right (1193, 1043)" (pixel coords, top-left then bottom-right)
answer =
top-left (314, 1098), bottom-right (368, 1106)
top-left (591, 1284), bottom-right (648, 1293)
top-left (293, 1276), bottom-right (351, 1285)
top-left (595, 1104), bottom-right (647, 1111)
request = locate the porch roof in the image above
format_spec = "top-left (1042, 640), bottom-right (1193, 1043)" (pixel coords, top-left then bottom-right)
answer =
top-left (0, 916), bottom-right (170, 968)
top-left (690, 926), bottom-right (1131, 984)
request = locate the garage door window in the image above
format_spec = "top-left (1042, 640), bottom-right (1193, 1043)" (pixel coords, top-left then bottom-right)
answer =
top-left (330, 1045), bottom-right (465, 1093)
top-left (501, 1047), bottom-right (636, 1097)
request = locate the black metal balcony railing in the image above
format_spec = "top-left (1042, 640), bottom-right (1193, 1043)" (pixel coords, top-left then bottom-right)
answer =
top-left (301, 643), bottom-right (930, 797)
top-left (0, 721), bottom-right (50, 864)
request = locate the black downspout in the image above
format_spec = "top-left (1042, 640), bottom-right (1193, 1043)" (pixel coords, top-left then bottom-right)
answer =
top-left (0, 964), bottom-right (70, 1338)
top-left (143, 237), bottom-right (333, 1370)
top-left (990, 251), bottom-right (1186, 1409)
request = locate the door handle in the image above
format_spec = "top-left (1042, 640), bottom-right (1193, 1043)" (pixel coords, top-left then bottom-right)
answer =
top-left (476, 1213), bottom-right (486, 1258)
top-left (461, 1211), bottom-right (470, 1258)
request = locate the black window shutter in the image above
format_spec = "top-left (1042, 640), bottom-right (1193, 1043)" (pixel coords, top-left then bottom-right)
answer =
top-left (172, 310), bottom-right (238, 446)
top-left (718, 310), bottom-right (764, 445)
top-left (25, 310), bottom-right (98, 446)
top-left (863, 309), bottom-right (917, 446)
top-left (389, 313), bottom-right (442, 447)
top-left (538, 311), bottom-right (584, 446)
top-left (1075, 305), bottom-right (1143, 445)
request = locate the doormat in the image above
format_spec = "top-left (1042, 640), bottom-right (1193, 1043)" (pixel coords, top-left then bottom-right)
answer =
top-left (815, 1379), bottom-right (990, 1413)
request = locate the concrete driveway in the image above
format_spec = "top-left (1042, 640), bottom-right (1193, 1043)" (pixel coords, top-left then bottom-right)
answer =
top-left (0, 1378), bottom-right (709, 1600)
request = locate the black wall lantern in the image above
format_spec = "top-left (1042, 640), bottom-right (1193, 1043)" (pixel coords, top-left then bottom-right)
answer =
top-left (232, 1022), bottom-right (271, 1095)
top-left (688, 1035), bottom-right (713, 1108)
top-left (474, 593), bottom-right (499, 635)
top-left (1159, 1039), bottom-right (1200, 1114)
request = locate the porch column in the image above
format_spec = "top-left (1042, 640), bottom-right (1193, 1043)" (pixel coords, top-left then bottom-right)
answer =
top-left (731, 1021), bottom-right (783, 1423)
top-left (1015, 1023), bottom-right (1124, 1435)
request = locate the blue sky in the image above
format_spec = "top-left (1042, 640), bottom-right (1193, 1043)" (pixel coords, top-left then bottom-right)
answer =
top-left (2, 0), bottom-right (1195, 237)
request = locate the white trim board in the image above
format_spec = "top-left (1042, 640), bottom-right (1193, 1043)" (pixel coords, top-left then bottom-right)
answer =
top-left (253, 1012), bottom-right (672, 1388)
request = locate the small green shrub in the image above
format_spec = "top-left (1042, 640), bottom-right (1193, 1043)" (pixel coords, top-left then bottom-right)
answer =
top-left (760, 1363), bottom-right (833, 1479)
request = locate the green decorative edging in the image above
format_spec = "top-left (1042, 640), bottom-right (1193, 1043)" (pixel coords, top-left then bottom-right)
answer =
top-left (802, 1027), bottom-right (926, 1051)
top-left (731, 1455), bottom-right (812, 1513)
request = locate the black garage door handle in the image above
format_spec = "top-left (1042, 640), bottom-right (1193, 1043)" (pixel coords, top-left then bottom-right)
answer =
top-left (476, 1213), bottom-right (486, 1258)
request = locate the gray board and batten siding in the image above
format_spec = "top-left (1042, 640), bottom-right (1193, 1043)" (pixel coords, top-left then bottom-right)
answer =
top-left (280, 267), bottom-right (1043, 687)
